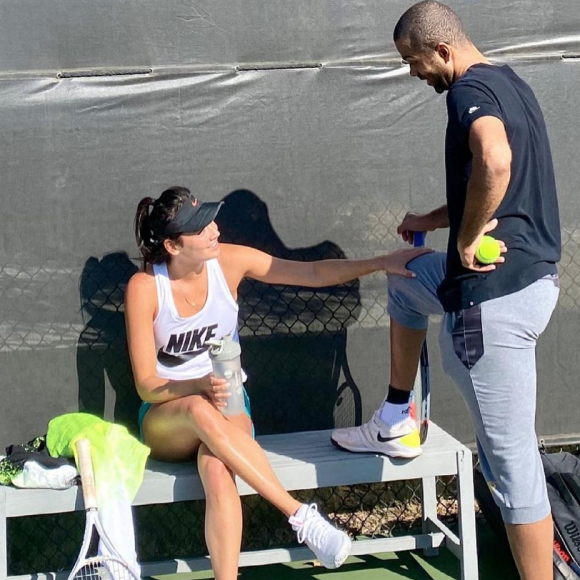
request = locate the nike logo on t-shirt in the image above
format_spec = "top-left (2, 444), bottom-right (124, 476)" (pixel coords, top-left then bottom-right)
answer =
top-left (157, 346), bottom-right (210, 367)
top-left (158, 323), bottom-right (218, 367)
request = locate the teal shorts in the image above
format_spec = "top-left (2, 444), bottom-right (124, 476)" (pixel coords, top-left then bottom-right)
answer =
top-left (138, 387), bottom-right (254, 442)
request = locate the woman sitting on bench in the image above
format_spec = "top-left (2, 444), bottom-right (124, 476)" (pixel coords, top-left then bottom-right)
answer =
top-left (125, 186), bottom-right (430, 578)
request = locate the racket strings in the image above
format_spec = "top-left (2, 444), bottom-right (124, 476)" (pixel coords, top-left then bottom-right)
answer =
top-left (73, 557), bottom-right (135, 580)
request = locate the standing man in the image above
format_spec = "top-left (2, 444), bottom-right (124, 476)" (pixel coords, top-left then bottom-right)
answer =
top-left (331, 2), bottom-right (561, 579)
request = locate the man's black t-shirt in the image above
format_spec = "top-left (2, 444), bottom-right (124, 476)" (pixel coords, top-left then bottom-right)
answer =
top-left (438, 63), bottom-right (561, 312)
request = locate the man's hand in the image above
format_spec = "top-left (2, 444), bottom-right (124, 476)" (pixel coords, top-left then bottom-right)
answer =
top-left (457, 218), bottom-right (507, 272)
top-left (397, 207), bottom-right (449, 244)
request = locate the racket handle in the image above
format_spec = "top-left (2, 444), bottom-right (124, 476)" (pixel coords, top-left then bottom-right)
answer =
top-left (413, 231), bottom-right (426, 248)
top-left (76, 438), bottom-right (98, 510)
top-left (413, 231), bottom-right (429, 443)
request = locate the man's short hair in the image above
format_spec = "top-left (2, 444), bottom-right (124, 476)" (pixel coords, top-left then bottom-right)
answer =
top-left (393, 1), bottom-right (470, 51)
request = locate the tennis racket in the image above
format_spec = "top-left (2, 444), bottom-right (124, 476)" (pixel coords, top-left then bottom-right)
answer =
top-left (67, 439), bottom-right (140, 580)
top-left (411, 231), bottom-right (431, 444)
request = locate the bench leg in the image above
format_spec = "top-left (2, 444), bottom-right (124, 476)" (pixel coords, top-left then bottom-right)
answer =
top-left (1, 487), bottom-right (7, 580)
top-left (421, 476), bottom-right (439, 556)
top-left (456, 449), bottom-right (478, 580)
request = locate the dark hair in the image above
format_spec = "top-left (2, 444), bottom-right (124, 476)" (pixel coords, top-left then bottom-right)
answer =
top-left (393, 1), bottom-right (470, 52)
top-left (134, 186), bottom-right (192, 265)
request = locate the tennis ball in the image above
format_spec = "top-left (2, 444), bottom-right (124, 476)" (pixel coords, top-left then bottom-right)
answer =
top-left (475, 235), bottom-right (501, 264)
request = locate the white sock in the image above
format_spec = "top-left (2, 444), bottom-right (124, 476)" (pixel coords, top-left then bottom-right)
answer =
top-left (379, 400), bottom-right (411, 427)
top-left (294, 503), bottom-right (308, 518)
top-left (289, 503), bottom-right (309, 528)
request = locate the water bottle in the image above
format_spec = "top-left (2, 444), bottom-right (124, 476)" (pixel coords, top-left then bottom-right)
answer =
top-left (206, 334), bottom-right (246, 416)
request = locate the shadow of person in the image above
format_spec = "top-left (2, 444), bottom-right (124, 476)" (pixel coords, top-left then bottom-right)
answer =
top-left (217, 189), bottom-right (362, 435)
top-left (76, 252), bottom-right (140, 434)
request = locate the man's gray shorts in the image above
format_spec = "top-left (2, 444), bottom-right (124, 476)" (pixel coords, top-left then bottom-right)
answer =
top-left (387, 252), bottom-right (559, 525)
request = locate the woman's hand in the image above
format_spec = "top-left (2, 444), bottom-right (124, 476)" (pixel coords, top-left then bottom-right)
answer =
top-left (197, 373), bottom-right (231, 409)
top-left (378, 247), bottom-right (434, 277)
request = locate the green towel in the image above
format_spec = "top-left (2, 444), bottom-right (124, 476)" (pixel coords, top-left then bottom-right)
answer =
top-left (46, 413), bottom-right (150, 502)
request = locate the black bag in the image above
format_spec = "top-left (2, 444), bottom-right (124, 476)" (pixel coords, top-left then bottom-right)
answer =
top-left (543, 453), bottom-right (580, 579)
top-left (474, 452), bottom-right (580, 580)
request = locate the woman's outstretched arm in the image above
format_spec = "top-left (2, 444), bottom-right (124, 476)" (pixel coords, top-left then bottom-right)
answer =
top-left (220, 243), bottom-right (432, 289)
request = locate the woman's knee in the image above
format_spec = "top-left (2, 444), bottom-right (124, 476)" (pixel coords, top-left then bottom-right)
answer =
top-left (198, 448), bottom-right (236, 496)
top-left (185, 396), bottom-right (228, 441)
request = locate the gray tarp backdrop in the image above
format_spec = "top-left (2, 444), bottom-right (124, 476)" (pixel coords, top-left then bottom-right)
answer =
top-left (1, 0), bottom-right (579, 450)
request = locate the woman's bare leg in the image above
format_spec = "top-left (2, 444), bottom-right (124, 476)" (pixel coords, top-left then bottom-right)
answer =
top-left (197, 413), bottom-right (252, 580)
top-left (143, 396), bottom-right (351, 571)
top-left (142, 395), bottom-right (302, 517)
top-left (197, 445), bottom-right (241, 580)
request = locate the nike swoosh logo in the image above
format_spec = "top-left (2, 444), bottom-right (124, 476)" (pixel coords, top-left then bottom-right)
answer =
top-left (157, 346), bottom-right (210, 367)
top-left (377, 433), bottom-right (402, 443)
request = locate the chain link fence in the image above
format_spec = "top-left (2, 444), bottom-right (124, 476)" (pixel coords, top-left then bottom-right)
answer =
top-left (3, 194), bottom-right (580, 576)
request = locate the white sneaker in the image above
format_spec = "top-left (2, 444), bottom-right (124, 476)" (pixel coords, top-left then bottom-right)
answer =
top-left (288, 503), bottom-right (351, 569)
top-left (331, 412), bottom-right (422, 459)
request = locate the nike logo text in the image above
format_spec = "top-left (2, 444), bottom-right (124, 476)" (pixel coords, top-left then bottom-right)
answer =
top-left (158, 324), bottom-right (218, 367)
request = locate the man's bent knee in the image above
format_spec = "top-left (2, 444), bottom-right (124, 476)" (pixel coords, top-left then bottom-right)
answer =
top-left (386, 253), bottom-right (445, 329)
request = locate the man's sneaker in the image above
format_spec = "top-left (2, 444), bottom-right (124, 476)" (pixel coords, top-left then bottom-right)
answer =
top-left (288, 503), bottom-right (351, 569)
top-left (331, 412), bottom-right (422, 459)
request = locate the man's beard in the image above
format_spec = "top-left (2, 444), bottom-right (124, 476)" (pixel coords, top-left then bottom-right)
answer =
top-left (433, 76), bottom-right (449, 94)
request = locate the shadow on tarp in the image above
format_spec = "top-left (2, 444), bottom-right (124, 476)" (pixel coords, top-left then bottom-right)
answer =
top-left (217, 189), bottom-right (362, 435)
top-left (76, 251), bottom-right (140, 433)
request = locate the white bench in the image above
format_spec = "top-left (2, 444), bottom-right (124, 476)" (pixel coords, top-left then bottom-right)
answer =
top-left (0, 422), bottom-right (478, 580)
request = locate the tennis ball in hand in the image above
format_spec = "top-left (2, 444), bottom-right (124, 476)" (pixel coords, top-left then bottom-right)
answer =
top-left (475, 235), bottom-right (501, 264)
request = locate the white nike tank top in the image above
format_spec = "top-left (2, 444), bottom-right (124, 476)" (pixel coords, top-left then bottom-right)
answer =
top-left (152, 259), bottom-right (240, 380)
